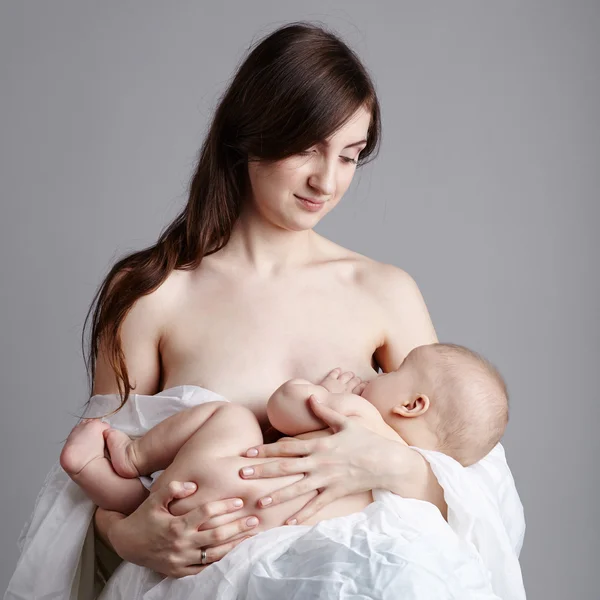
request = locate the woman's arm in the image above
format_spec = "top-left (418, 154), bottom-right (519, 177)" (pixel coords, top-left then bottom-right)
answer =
top-left (371, 264), bottom-right (439, 373)
top-left (94, 506), bottom-right (124, 551)
top-left (369, 266), bottom-right (446, 513)
top-left (104, 481), bottom-right (259, 577)
top-left (90, 274), bottom-right (166, 570)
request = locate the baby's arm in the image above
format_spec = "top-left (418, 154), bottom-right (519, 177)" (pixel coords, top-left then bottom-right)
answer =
top-left (267, 368), bottom-right (392, 438)
top-left (267, 368), bottom-right (366, 434)
top-left (267, 379), bottom-right (334, 436)
top-left (268, 369), bottom-right (404, 443)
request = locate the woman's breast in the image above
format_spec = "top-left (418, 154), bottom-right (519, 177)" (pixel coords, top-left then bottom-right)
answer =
top-left (159, 272), bottom-right (385, 418)
top-left (162, 329), bottom-right (379, 420)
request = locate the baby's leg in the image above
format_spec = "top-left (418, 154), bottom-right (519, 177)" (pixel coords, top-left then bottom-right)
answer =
top-left (60, 419), bottom-right (148, 514)
top-left (149, 403), bottom-right (318, 535)
top-left (104, 401), bottom-right (236, 478)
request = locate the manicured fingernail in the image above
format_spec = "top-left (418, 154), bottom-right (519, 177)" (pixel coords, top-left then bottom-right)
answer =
top-left (287, 518), bottom-right (298, 526)
top-left (246, 448), bottom-right (258, 457)
top-left (246, 517), bottom-right (259, 527)
top-left (259, 496), bottom-right (272, 507)
top-left (241, 467), bottom-right (254, 477)
top-left (233, 498), bottom-right (243, 507)
top-left (183, 482), bottom-right (196, 489)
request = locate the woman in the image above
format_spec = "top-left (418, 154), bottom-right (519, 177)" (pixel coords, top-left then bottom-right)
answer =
top-left (7, 21), bottom-right (523, 598)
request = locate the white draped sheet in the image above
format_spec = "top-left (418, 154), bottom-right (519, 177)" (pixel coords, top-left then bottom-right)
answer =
top-left (5, 386), bottom-right (526, 600)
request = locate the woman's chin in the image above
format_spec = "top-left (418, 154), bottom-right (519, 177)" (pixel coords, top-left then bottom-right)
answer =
top-left (276, 211), bottom-right (325, 232)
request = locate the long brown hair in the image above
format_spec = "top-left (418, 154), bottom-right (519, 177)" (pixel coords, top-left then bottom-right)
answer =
top-left (82, 21), bottom-right (382, 411)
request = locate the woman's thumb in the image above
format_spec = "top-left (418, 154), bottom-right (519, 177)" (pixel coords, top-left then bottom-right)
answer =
top-left (308, 394), bottom-right (346, 431)
top-left (156, 481), bottom-right (197, 507)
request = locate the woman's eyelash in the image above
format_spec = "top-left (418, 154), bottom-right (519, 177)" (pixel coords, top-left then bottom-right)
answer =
top-left (299, 150), bottom-right (358, 165)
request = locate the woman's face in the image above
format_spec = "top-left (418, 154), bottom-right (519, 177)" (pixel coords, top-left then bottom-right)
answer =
top-left (245, 105), bottom-right (371, 231)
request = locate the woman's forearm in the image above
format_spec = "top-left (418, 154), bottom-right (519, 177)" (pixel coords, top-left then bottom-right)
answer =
top-left (375, 440), bottom-right (448, 520)
top-left (94, 506), bottom-right (126, 554)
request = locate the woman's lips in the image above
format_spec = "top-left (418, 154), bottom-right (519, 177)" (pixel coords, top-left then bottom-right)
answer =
top-left (295, 195), bottom-right (325, 212)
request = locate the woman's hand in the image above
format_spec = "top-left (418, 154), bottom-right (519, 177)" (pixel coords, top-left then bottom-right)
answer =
top-left (107, 481), bottom-right (260, 578)
top-left (240, 395), bottom-right (415, 525)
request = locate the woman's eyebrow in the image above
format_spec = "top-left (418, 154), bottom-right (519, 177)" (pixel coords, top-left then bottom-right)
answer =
top-left (322, 139), bottom-right (368, 149)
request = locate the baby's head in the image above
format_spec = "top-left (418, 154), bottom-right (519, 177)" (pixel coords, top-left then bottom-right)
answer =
top-left (361, 343), bottom-right (508, 466)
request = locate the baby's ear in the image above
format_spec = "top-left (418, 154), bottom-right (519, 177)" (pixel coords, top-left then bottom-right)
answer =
top-left (392, 394), bottom-right (430, 418)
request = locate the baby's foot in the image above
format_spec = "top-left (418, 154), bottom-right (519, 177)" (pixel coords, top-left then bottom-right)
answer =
top-left (60, 418), bottom-right (110, 476)
top-left (319, 368), bottom-right (363, 394)
top-left (103, 428), bottom-right (140, 478)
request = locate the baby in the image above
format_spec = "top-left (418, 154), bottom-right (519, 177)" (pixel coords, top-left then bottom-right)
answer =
top-left (60, 342), bottom-right (508, 536)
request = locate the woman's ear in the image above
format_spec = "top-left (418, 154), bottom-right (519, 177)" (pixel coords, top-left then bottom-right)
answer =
top-left (391, 394), bottom-right (430, 418)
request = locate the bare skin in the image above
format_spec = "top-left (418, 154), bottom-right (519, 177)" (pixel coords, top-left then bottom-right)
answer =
top-left (92, 105), bottom-right (444, 578)
top-left (159, 240), bottom-right (386, 422)
top-left (62, 369), bottom-right (375, 531)
top-left (95, 238), bottom-right (442, 576)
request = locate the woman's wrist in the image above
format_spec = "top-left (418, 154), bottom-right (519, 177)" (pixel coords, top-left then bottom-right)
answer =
top-left (372, 439), bottom-right (448, 519)
top-left (94, 506), bottom-right (126, 556)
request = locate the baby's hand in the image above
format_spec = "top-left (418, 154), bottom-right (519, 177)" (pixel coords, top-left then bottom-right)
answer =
top-left (352, 381), bottom-right (368, 396)
top-left (319, 368), bottom-right (362, 394)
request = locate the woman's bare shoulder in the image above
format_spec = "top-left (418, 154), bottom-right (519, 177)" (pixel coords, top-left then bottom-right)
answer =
top-left (314, 235), bottom-right (379, 271)
top-left (312, 236), bottom-right (421, 299)
top-left (151, 268), bottom-right (197, 330)
top-left (315, 239), bottom-right (438, 369)
top-left (316, 236), bottom-right (413, 288)
top-left (92, 268), bottom-right (190, 396)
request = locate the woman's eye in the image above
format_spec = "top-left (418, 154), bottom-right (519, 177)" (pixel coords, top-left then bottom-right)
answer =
top-left (298, 150), bottom-right (357, 165)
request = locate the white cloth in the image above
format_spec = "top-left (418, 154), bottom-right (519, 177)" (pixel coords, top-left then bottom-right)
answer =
top-left (5, 385), bottom-right (526, 600)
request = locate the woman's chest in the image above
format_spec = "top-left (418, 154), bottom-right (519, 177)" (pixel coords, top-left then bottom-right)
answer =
top-left (160, 277), bottom-right (385, 416)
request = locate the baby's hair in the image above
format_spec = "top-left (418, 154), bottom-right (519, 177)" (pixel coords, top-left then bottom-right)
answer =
top-left (408, 343), bottom-right (509, 467)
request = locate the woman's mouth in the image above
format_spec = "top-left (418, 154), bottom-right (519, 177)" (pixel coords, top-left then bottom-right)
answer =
top-left (295, 195), bottom-right (325, 212)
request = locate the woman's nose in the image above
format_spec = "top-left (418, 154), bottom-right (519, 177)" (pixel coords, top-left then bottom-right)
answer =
top-left (308, 158), bottom-right (336, 197)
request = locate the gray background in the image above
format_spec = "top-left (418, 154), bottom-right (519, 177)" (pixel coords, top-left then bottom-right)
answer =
top-left (1, 2), bottom-right (598, 597)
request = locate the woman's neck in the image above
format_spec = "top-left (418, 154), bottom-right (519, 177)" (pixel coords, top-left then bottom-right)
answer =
top-left (216, 210), bottom-right (320, 277)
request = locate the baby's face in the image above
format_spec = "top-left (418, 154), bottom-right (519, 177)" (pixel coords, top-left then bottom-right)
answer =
top-left (360, 361), bottom-right (416, 415)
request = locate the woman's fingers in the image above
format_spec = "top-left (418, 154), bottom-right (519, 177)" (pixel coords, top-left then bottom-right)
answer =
top-left (186, 496), bottom-right (248, 529)
top-left (285, 489), bottom-right (335, 525)
top-left (153, 480), bottom-right (197, 510)
top-left (177, 535), bottom-right (255, 577)
top-left (308, 395), bottom-right (348, 431)
top-left (257, 479), bottom-right (320, 509)
top-left (191, 513), bottom-right (260, 547)
top-left (240, 456), bottom-right (312, 479)
top-left (244, 437), bottom-right (314, 458)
